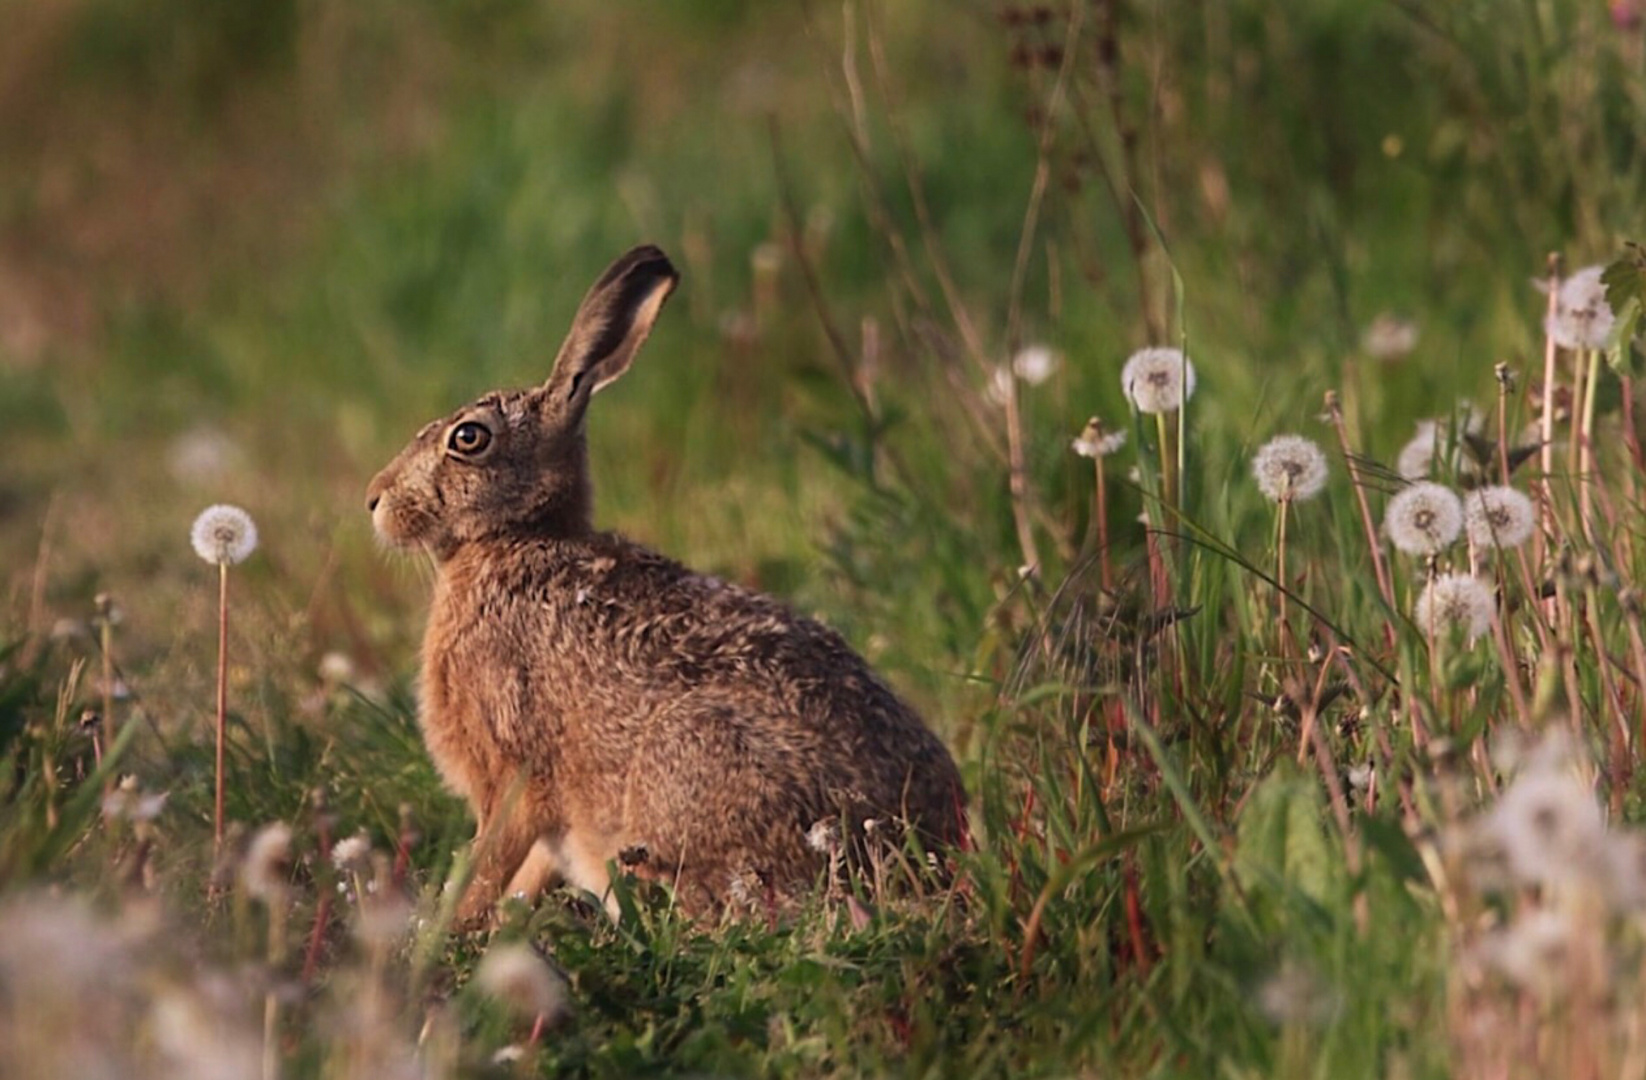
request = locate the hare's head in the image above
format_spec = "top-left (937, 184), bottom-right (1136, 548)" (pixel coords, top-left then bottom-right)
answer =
top-left (367, 246), bottom-right (678, 559)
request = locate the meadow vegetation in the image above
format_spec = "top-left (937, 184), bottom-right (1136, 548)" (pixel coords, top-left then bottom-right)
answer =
top-left (4, 0), bottom-right (1646, 1075)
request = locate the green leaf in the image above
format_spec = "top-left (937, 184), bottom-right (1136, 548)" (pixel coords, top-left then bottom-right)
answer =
top-left (1607, 295), bottom-right (1643, 376)
top-left (1234, 766), bottom-right (1334, 907)
top-left (1603, 242), bottom-right (1646, 315)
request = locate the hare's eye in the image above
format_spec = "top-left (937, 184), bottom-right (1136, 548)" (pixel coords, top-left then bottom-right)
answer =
top-left (447, 421), bottom-right (492, 456)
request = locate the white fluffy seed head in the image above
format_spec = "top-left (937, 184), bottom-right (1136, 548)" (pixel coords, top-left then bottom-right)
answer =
top-left (1251, 435), bottom-right (1329, 503)
top-left (1545, 265), bottom-right (1616, 351)
top-left (475, 943), bottom-right (569, 1021)
top-left (806, 819), bottom-right (840, 854)
top-left (1384, 482), bottom-right (1463, 555)
top-left (241, 821), bottom-right (293, 903)
top-left (1071, 417), bottom-right (1126, 459)
top-left (1485, 761), bottom-right (1608, 889)
top-left (1396, 421), bottom-right (1445, 481)
top-left (1413, 572), bottom-right (1495, 641)
top-left (1361, 313), bottom-right (1419, 361)
top-left (1121, 347), bottom-right (1196, 414)
top-left (1011, 344), bottom-right (1060, 386)
top-left (1463, 486), bottom-right (1536, 549)
top-left (330, 834), bottom-right (373, 876)
top-left (190, 504), bottom-right (259, 566)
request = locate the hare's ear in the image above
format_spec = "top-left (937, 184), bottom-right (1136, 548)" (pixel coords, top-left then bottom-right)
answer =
top-left (544, 246), bottom-right (679, 413)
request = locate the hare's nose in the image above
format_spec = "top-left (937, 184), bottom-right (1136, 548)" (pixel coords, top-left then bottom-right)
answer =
top-left (367, 494), bottom-right (381, 512)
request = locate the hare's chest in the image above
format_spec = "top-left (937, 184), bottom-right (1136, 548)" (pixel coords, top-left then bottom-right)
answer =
top-left (415, 640), bottom-right (495, 808)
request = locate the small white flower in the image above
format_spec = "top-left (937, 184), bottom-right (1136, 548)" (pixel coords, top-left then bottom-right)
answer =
top-left (1463, 486), bottom-right (1536, 549)
top-left (241, 822), bottom-right (293, 903)
top-left (1545, 265), bottom-right (1615, 350)
top-left (1361, 313), bottom-right (1419, 361)
top-left (1011, 344), bottom-right (1060, 386)
top-left (1384, 482), bottom-right (1463, 555)
top-left (330, 834), bottom-right (373, 876)
top-left (1071, 417), bottom-right (1126, 459)
top-left (190, 505), bottom-right (259, 566)
top-left (1251, 435), bottom-right (1329, 503)
top-left (1485, 764), bottom-right (1607, 888)
top-left (1121, 347), bottom-right (1196, 414)
top-left (1413, 573), bottom-right (1495, 641)
top-left (476, 942), bottom-right (569, 1022)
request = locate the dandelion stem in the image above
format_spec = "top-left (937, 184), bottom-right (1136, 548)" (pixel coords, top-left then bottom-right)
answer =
top-left (1537, 253), bottom-right (1561, 564)
top-left (1154, 411), bottom-right (1173, 516)
top-left (1275, 498), bottom-right (1292, 663)
top-left (1325, 391), bottom-right (1396, 621)
top-left (1002, 375), bottom-right (1041, 576)
top-left (1094, 460), bottom-right (1112, 591)
top-left (263, 898), bottom-right (285, 1080)
top-left (215, 559), bottom-right (229, 849)
top-left (99, 612), bottom-right (114, 750)
top-left (1578, 345), bottom-right (1602, 544)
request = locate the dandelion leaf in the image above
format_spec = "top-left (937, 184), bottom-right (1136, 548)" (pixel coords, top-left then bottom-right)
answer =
top-left (1604, 245), bottom-right (1646, 376)
top-left (1234, 767), bottom-right (1335, 919)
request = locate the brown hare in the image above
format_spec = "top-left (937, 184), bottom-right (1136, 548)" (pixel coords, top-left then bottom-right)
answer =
top-left (367, 246), bottom-right (964, 923)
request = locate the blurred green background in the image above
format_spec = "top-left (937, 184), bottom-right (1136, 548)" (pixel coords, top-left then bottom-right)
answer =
top-left (1, 0), bottom-right (1640, 732)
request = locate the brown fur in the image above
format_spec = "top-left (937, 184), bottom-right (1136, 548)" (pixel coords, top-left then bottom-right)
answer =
top-left (366, 246), bottom-right (964, 923)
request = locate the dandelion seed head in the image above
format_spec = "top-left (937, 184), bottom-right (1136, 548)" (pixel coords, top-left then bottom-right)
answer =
top-left (1071, 417), bottom-right (1126, 459)
top-left (149, 986), bottom-right (263, 1080)
top-left (101, 780), bottom-right (168, 824)
top-left (1362, 313), bottom-right (1420, 361)
top-left (317, 651), bottom-right (356, 686)
top-left (190, 505), bottom-right (258, 566)
top-left (1486, 764), bottom-right (1608, 889)
top-left (240, 821), bottom-right (292, 903)
top-left (1257, 963), bottom-right (1337, 1026)
top-left (805, 819), bottom-right (840, 854)
top-left (1396, 421), bottom-right (1445, 480)
top-left (1384, 482), bottom-right (1463, 555)
top-left (354, 886), bottom-right (413, 948)
top-left (167, 427), bottom-right (244, 486)
top-left (1011, 344), bottom-right (1060, 386)
top-left (475, 942), bottom-right (569, 1022)
top-left (1121, 347), bottom-right (1196, 414)
top-left (1463, 486), bottom-right (1536, 549)
top-left (1413, 573), bottom-right (1495, 641)
top-left (1490, 908), bottom-right (1578, 997)
top-left (1545, 265), bottom-right (1616, 350)
top-left (330, 834), bottom-right (373, 876)
top-left (1251, 434), bottom-right (1329, 503)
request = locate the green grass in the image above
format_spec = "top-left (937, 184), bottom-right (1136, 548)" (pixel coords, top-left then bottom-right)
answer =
top-left (4, 0), bottom-right (1646, 1076)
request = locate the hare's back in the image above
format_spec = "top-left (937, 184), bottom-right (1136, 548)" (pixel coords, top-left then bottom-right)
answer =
top-left (514, 534), bottom-right (960, 813)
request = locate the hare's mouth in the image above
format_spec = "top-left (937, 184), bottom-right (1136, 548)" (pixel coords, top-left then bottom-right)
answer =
top-left (370, 496), bottom-right (431, 548)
